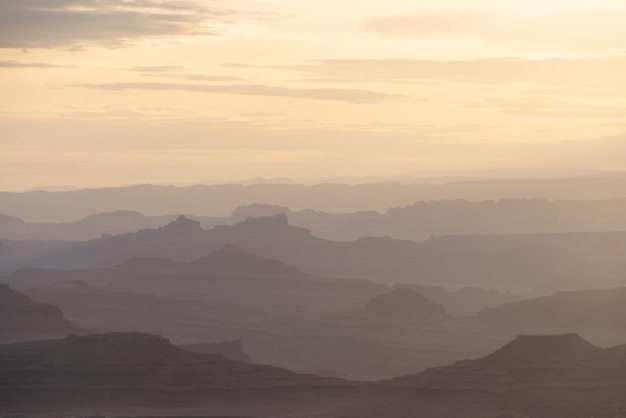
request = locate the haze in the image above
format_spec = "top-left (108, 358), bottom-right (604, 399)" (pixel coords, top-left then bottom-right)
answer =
top-left (1, 0), bottom-right (625, 190)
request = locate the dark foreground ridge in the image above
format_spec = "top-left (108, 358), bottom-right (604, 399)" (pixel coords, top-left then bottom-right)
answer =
top-left (1, 332), bottom-right (626, 417)
top-left (0, 331), bottom-right (342, 386)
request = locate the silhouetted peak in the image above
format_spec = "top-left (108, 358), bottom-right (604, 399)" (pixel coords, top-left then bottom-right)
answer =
top-left (190, 245), bottom-right (302, 275)
top-left (486, 333), bottom-right (600, 363)
top-left (365, 288), bottom-right (446, 317)
top-left (234, 213), bottom-right (290, 228)
top-left (159, 215), bottom-right (202, 233)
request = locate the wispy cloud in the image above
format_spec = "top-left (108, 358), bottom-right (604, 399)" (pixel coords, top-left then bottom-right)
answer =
top-left (125, 66), bottom-right (186, 73)
top-left (228, 57), bottom-right (626, 89)
top-left (462, 98), bottom-right (626, 118)
top-left (76, 82), bottom-right (405, 103)
top-left (0, 0), bottom-right (251, 49)
top-left (364, 10), bottom-right (626, 53)
top-left (0, 60), bottom-right (73, 68)
top-left (178, 74), bottom-right (245, 82)
top-left (125, 66), bottom-right (246, 82)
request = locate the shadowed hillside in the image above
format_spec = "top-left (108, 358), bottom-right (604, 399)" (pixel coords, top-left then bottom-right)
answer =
top-left (0, 284), bottom-right (85, 343)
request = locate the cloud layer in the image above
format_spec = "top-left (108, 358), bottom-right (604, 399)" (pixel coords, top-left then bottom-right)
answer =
top-left (245, 57), bottom-right (626, 89)
top-left (78, 82), bottom-right (404, 103)
top-left (0, 0), bottom-right (239, 49)
top-left (0, 61), bottom-right (72, 68)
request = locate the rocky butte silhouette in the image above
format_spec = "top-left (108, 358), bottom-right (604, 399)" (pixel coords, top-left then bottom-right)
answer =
top-left (4, 213), bottom-right (624, 292)
top-left (214, 198), bottom-right (626, 242)
top-left (5, 197), bottom-right (626, 242)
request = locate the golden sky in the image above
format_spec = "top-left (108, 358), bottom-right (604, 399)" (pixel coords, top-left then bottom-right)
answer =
top-left (1, 0), bottom-right (625, 190)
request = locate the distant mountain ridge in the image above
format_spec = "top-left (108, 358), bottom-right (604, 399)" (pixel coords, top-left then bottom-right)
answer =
top-left (230, 198), bottom-right (626, 242)
top-left (3, 177), bottom-right (626, 223)
top-left (4, 197), bottom-right (626, 243)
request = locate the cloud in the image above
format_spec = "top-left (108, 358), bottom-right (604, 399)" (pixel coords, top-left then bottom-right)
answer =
top-left (0, 0), bottom-right (245, 49)
top-left (125, 66), bottom-right (245, 81)
top-left (178, 74), bottom-right (245, 82)
top-left (235, 56), bottom-right (626, 88)
top-left (76, 81), bottom-right (405, 103)
top-left (364, 10), bottom-right (626, 53)
top-left (465, 98), bottom-right (626, 118)
top-left (0, 61), bottom-right (73, 68)
top-left (125, 66), bottom-right (186, 72)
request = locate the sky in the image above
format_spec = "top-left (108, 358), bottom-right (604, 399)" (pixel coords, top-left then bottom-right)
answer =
top-left (1, 0), bottom-right (625, 190)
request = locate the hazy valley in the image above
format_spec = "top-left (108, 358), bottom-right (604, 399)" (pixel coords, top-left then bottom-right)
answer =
top-left (2, 176), bottom-right (626, 416)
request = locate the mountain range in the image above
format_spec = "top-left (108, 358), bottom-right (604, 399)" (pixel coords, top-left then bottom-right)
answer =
top-left (4, 197), bottom-right (626, 242)
top-left (3, 177), bottom-right (626, 223)
top-left (3, 213), bottom-right (624, 293)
